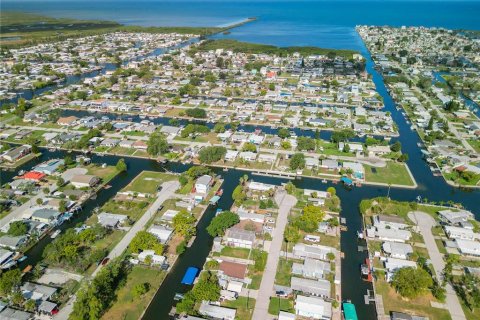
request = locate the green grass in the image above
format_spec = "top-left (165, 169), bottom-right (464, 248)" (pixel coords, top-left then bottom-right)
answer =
top-left (364, 162), bottom-right (414, 186)
top-left (218, 247), bottom-right (251, 259)
top-left (194, 39), bottom-right (358, 59)
top-left (102, 266), bottom-right (166, 320)
top-left (222, 297), bottom-right (256, 320)
top-left (467, 139), bottom-right (480, 153)
top-left (375, 278), bottom-right (451, 320)
top-left (268, 297), bottom-right (295, 315)
top-left (275, 258), bottom-right (293, 286)
top-left (86, 164), bottom-right (119, 184)
top-left (123, 171), bottom-right (177, 194)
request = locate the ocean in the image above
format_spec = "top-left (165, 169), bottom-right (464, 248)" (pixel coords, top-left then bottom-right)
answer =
top-left (2, 0), bottom-right (480, 50)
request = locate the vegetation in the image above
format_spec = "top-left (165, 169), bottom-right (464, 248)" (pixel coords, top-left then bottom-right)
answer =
top-left (176, 271), bottom-right (221, 315)
top-left (289, 153), bottom-right (306, 170)
top-left (198, 146), bottom-right (227, 164)
top-left (195, 39), bottom-right (358, 59)
top-left (129, 231), bottom-right (164, 255)
top-left (391, 267), bottom-right (433, 299)
top-left (7, 220), bottom-right (28, 236)
top-left (147, 132), bottom-right (169, 156)
top-left (206, 211), bottom-right (239, 237)
top-left (185, 108), bottom-right (207, 119)
top-left (115, 158), bottom-right (127, 172)
top-left (292, 205), bottom-right (325, 232)
top-left (172, 210), bottom-right (197, 239)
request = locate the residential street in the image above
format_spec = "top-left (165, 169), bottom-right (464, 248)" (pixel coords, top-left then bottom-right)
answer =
top-left (54, 180), bottom-right (179, 320)
top-left (0, 193), bottom-right (42, 230)
top-left (251, 190), bottom-right (297, 320)
top-left (408, 211), bottom-right (466, 320)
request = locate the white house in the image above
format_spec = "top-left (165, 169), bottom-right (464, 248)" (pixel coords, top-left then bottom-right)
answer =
top-left (375, 226), bottom-right (411, 243)
top-left (293, 243), bottom-right (335, 261)
top-left (195, 175), bottom-right (213, 194)
top-left (225, 150), bottom-right (239, 162)
top-left (224, 228), bottom-right (255, 249)
top-left (70, 174), bottom-right (100, 188)
top-left (455, 239), bottom-right (480, 257)
top-left (444, 226), bottom-right (478, 241)
top-left (247, 181), bottom-right (276, 192)
top-left (373, 215), bottom-right (409, 230)
top-left (199, 302), bottom-right (236, 320)
top-left (382, 241), bottom-right (413, 259)
top-left (148, 225), bottom-right (173, 244)
top-left (295, 295), bottom-right (332, 320)
top-left (138, 250), bottom-right (166, 265)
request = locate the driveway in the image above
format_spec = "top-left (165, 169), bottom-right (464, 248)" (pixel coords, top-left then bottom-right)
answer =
top-left (408, 211), bottom-right (466, 320)
top-left (252, 190), bottom-right (297, 320)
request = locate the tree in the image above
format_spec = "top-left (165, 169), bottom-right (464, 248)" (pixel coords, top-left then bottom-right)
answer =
top-left (0, 268), bottom-right (22, 295)
top-left (25, 299), bottom-right (36, 312)
top-left (206, 211), bottom-right (239, 237)
top-left (284, 225), bottom-right (300, 256)
top-left (390, 141), bottom-right (402, 152)
top-left (297, 137), bottom-right (316, 151)
top-left (398, 153), bottom-right (409, 162)
top-left (231, 185), bottom-right (246, 205)
top-left (294, 205), bottom-right (325, 232)
top-left (213, 123), bottom-right (226, 133)
top-left (331, 129), bottom-right (355, 145)
top-left (132, 282), bottom-right (150, 299)
top-left (11, 291), bottom-right (24, 306)
top-left (391, 267), bottom-right (433, 299)
top-left (327, 187), bottom-right (336, 196)
top-left (147, 132), bottom-right (169, 156)
top-left (57, 177), bottom-right (65, 187)
top-left (185, 108), bottom-right (207, 118)
top-left (289, 153), bottom-right (306, 170)
top-left (172, 210), bottom-right (197, 238)
top-left (277, 128), bottom-right (291, 139)
top-left (8, 221), bottom-right (28, 236)
top-left (198, 146), bottom-right (227, 164)
top-left (64, 154), bottom-right (75, 166)
top-left (129, 231), bottom-right (164, 255)
top-left (192, 272), bottom-right (221, 302)
top-left (176, 292), bottom-right (196, 314)
top-left (242, 142), bottom-right (257, 153)
top-left (36, 198), bottom-right (44, 205)
top-left (115, 158), bottom-right (127, 172)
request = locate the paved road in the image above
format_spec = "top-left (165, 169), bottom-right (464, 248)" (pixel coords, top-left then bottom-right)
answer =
top-left (408, 211), bottom-right (466, 320)
top-left (252, 190), bottom-right (297, 320)
top-left (0, 193), bottom-right (43, 231)
top-left (54, 180), bottom-right (179, 320)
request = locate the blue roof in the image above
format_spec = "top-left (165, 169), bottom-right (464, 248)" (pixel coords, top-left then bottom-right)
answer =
top-left (181, 267), bottom-right (199, 285)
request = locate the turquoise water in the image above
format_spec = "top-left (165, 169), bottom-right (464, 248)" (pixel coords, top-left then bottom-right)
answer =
top-left (3, 0), bottom-right (480, 50)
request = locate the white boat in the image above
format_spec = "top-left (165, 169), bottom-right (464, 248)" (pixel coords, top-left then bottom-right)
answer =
top-left (51, 230), bottom-right (61, 239)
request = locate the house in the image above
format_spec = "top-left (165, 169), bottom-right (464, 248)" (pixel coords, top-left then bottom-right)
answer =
top-left (373, 215), bottom-right (408, 230)
top-left (291, 277), bottom-right (331, 298)
top-left (148, 225), bottom-right (173, 244)
top-left (224, 228), bottom-right (255, 249)
top-left (385, 258), bottom-right (417, 281)
top-left (237, 208), bottom-right (265, 224)
top-left (160, 125), bottom-right (181, 136)
top-left (375, 226), bottom-right (411, 243)
top-left (438, 209), bottom-right (473, 226)
top-left (20, 171), bottom-right (46, 182)
top-left (321, 159), bottom-right (339, 170)
top-left (239, 151), bottom-right (257, 162)
top-left (444, 226), bottom-right (478, 241)
top-left (20, 282), bottom-right (56, 301)
top-left (382, 241), bottom-right (413, 259)
top-left (342, 161), bottom-right (364, 179)
top-left (97, 212), bottom-right (128, 228)
top-left (160, 209), bottom-right (180, 222)
top-left (132, 140), bottom-right (148, 150)
top-left (367, 145), bottom-right (391, 157)
top-left (219, 260), bottom-right (248, 281)
top-left (295, 295), bottom-right (332, 320)
top-left (199, 301), bottom-right (236, 320)
top-left (258, 153), bottom-right (276, 163)
top-left (225, 150), bottom-right (239, 162)
top-left (57, 116), bottom-right (78, 126)
top-left (2, 145), bottom-right (31, 162)
top-left (292, 258), bottom-right (331, 279)
top-left (279, 311), bottom-right (296, 320)
top-left (0, 248), bottom-right (14, 267)
top-left (38, 301), bottom-right (58, 316)
top-left (195, 175), bottom-right (213, 194)
top-left (33, 159), bottom-right (64, 175)
top-left (455, 239), bottom-right (480, 257)
top-left (70, 175), bottom-right (100, 188)
top-left (0, 307), bottom-right (33, 320)
top-left (31, 208), bottom-right (61, 223)
top-left (293, 243), bottom-right (335, 261)
top-left (0, 235), bottom-right (27, 250)
top-left (305, 157), bottom-right (320, 168)
top-left (138, 250), bottom-right (166, 265)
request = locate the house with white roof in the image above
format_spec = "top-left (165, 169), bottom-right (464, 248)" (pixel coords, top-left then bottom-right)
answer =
top-left (292, 258), bottom-right (331, 280)
top-left (444, 226), bottom-right (478, 241)
top-left (382, 241), bottom-right (413, 259)
top-left (385, 258), bottom-right (417, 282)
top-left (293, 243), bottom-right (336, 261)
top-left (195, 175), bottom-right (213, 194)
top-left (199, 302), bottom-right (236, 320)
top-left (147, 225), bottom-right (173, 244)
top-left (455, 239), bottom-right (480, 257)
top-left (295, 295), bottom-right (332, 320)
top-left (291, 277), bottom-right (331, 298)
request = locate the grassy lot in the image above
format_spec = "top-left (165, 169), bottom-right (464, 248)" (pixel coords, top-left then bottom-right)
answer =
top-left (222, 297), bottom-right (256, 320)
top-left (123, 171), bottom-right (177, 194)
top-left (102, 266), bottom-right (166, 320)
top-left (375, 278), bottom-right (451, 320)
top-left (268, 297), bottom-right (295, 315)
top-left (467, 139), bottom-right (480, 153)
top-left (109, 146), bottom-right (137, 156)
top-left (364, 162), bottom-right (414, 186)
top-left (275, 258), bottom-right (293, 286)
top-left (217, 247), bottom-right (251, 259)
top-left (100, 198), bottom-right (152, 222)
top-left (248, 272), bottom-right (263, 290)
top-left (86, 164), bottom-right (119, 184)
top-left (178, 180), bottom-right (195, 195)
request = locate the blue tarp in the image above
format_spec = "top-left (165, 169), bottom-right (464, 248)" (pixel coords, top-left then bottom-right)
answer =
top-left (181, 267), bottom-right (199, 285)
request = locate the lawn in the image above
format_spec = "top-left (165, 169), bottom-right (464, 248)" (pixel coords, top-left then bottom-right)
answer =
top-left (275, 258), bottom-right (293, 286)
top-left (123, 171), bottom-right (177, 194)
top-left (364, 162), bottom-right (414, 186)
top-left (218, 247), bottom-right (251, 259)
top-left (102, 266), bottom-right (166, 320)
top-left (375, 278), bottom-right (451, 320)
top-left (268, 297), bottom-right (295, 315)
top-left (222, 297), bottom-right (256, 320)
top-left (86, 164), bottom-right (119, 184)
